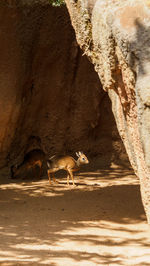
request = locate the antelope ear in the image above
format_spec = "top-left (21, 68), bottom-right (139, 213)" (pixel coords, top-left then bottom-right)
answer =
top-left (47, 161), bottom-right (51, 168)
top-left (78, 151), bottom-right (83, 156)
top-left (76, 152), bottom-right (79, 157)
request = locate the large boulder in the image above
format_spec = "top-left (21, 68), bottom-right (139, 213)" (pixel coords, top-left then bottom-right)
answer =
top-left (65, 0), bottom-right (150, 223)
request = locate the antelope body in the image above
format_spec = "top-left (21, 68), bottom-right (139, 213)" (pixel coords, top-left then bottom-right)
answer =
top-left (11, 149), bottom-right (46, 179)
top-left (47, 151), bottom-right (89, 186)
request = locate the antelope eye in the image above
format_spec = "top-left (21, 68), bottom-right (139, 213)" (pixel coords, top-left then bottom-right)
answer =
top-left (82, 158), bottom-right (85, 160)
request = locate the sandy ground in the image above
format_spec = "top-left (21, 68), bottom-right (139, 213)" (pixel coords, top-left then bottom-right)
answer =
top-left (0, 164), bottom-right (150, 266)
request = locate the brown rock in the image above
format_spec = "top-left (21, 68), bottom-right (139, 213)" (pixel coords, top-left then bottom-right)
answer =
top-left (0, 1), bottom-right (127, 170)
top-left (65, 0), bottom-right (150, 223)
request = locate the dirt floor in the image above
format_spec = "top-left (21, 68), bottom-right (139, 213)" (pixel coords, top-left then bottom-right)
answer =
top-left (0, 162), bottom-right (150, 266)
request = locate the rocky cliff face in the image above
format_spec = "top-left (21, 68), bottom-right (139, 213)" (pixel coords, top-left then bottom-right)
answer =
top-left (0, 1), bottom-right (127, 169)
top-left (65, 0), bottom-right (150, 223)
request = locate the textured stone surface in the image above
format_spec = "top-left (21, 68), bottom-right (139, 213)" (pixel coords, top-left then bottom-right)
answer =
top-left (0, 1), bottom-right (127, 169)
top-left (65, 0), bottom-right (150, 222)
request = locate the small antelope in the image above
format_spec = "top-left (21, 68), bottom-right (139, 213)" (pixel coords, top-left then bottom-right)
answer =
top-left (11, 149), bottom-right (46, 179)
top-left (47, 151), bottom-right (89, 186)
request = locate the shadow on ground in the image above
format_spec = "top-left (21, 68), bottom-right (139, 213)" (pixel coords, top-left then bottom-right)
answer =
top-left (0, 165), bottom-right (149, 266)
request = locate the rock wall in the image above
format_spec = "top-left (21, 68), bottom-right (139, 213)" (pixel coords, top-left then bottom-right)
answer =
top-left (65, 0), bottom-right (150, 223)
top-left (0, 1), bottom-right (127, 168)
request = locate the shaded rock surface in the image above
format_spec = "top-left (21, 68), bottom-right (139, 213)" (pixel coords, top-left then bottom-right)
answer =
top-left (0, 1), bottom-right (128, 169)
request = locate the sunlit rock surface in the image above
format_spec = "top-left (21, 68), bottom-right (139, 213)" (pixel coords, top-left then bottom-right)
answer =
top-left (65, 0), bottom-right (150, 222)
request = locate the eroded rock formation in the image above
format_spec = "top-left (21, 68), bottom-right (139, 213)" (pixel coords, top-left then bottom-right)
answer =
top-left (0, 0), bottom-right (127, 170)
top-left (65, 0), bottom-right (150, 223)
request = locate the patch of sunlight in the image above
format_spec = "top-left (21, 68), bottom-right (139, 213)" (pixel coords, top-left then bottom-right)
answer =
top-left (0, 251), bottom-right (15, 257)
top-left (14, 243), bottom-right (52, 250)
top-left (0, 181), bottom-right (65, 197)
top-left (55, 219), bottom-right (150, 248)
top-left (0, 252), bottom-right (39, 263)
top-left (13, 237), bottom-right (150, 266)
top-left (13, 243), bottom-right (101, 265)
top-left (14, 243), bottom-right (100, 254)
top-left (0, 257), bottom-right (38, 263)
top-left (43, 258), bottom-right (98, 266)
top-left (78, 171), bottom-right (139, 187)
top-left (0, 232), bottom-right (17, 236)
top-left (0, 183), bottom-right (25, 190)
top-left (131, 255), bottom-right (150, 265)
